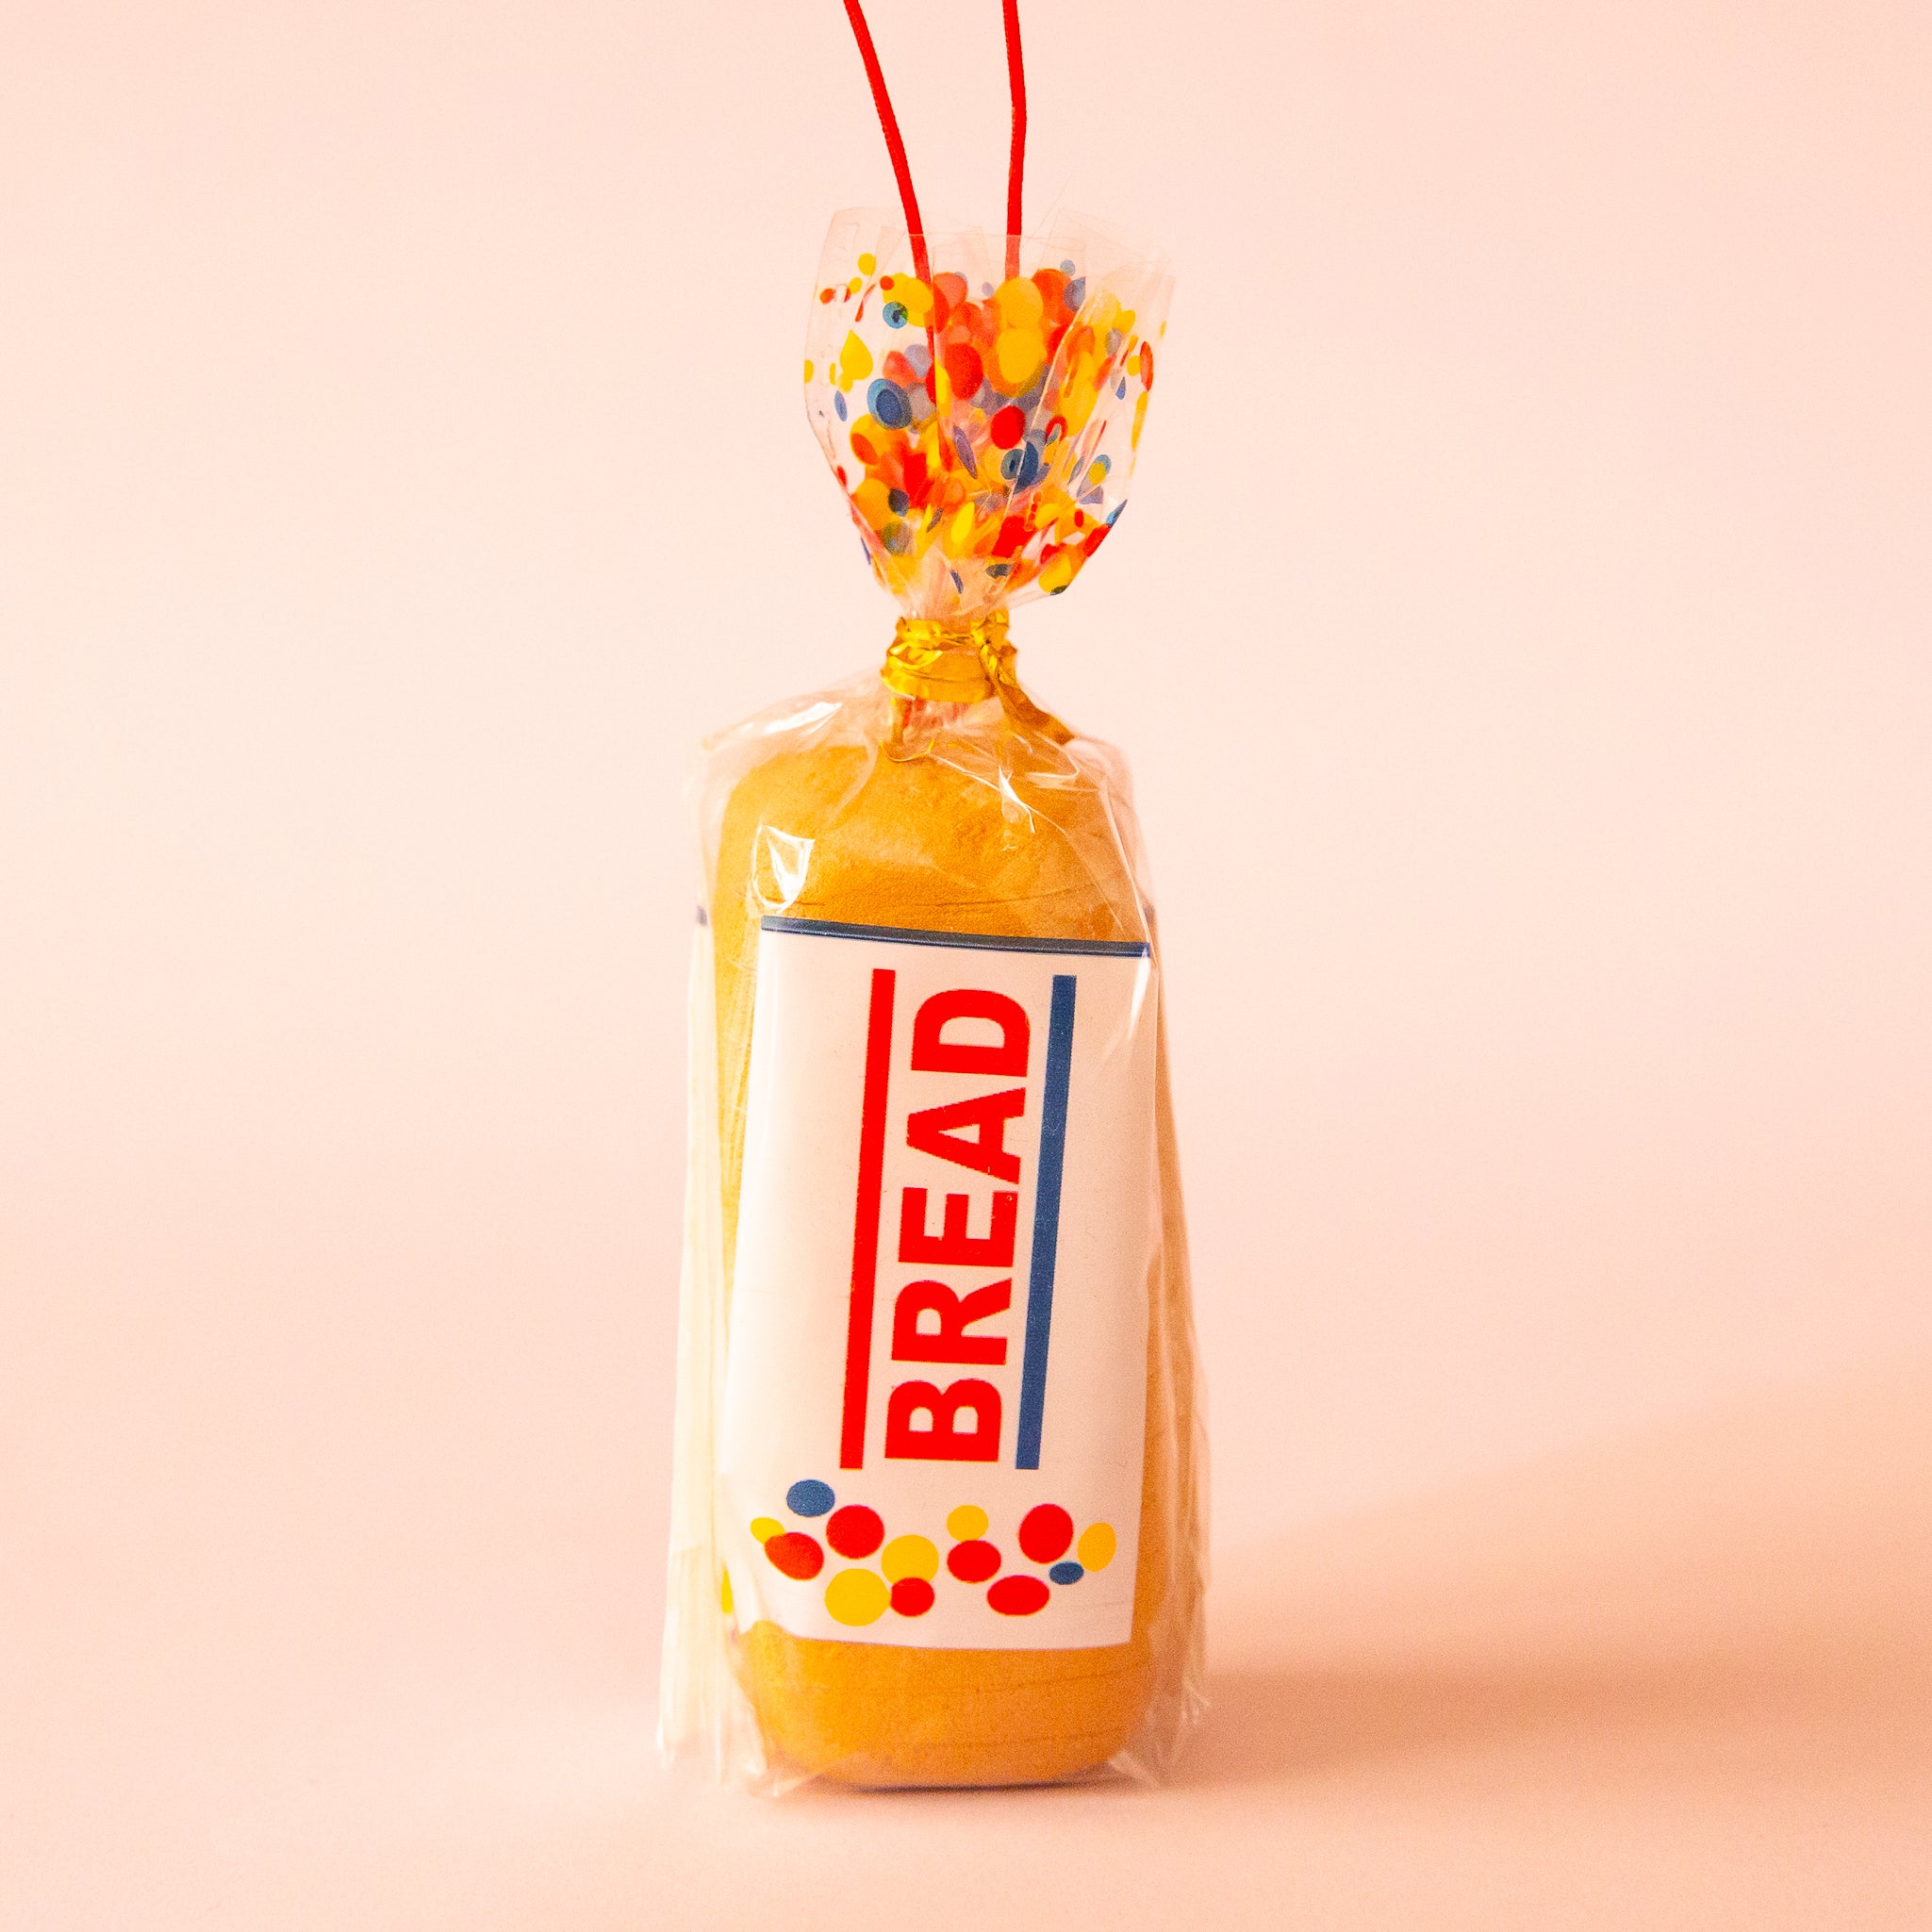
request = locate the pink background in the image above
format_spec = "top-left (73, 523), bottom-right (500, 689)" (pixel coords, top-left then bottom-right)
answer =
top-left (5, 1), bottom-right (1928, 1924)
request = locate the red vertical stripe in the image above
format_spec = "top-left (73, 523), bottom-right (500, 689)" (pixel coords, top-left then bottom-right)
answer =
top-left (840, 967), bottom-right (897, 1469)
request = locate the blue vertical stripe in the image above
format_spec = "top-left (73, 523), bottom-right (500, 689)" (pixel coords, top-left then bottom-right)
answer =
top-left (1016, 973), bottom-right (1077, 1470)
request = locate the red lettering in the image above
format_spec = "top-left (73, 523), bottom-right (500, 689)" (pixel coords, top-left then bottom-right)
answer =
top-left (899, 1187), bottom-right (1017, 1267)
top-left (883, 1379), bottom-right (1002, 1461)
top-left (905, 1086), bottom-right (1026, 1181)
top-left (892, 1278), bottom-right (1012, 1364)
top-left (911, 989), bottom-right (1031, 1077)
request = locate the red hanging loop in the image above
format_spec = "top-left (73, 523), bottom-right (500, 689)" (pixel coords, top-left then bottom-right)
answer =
top-left (1002, 0), bottom-right (1027, 281)
top-left (841, 0), bottom-right (932, 286)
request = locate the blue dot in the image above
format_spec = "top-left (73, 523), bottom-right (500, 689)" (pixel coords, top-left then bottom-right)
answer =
top-left (951, 426), bottom-right (979, 477)
top-left (1059, 257), bottom-right (1076, 273)
top-left (834, 390), bottom-right (847, 421)
top-left (887, 487), bottom-right (909, 515)
top-left (786, 1478), bottom-right (834, 1517)
top-left (869, 379), bottom-right (911, 429)
top-left (1049, 1561), bottom-right (1083, 1584)
top-left (883, 300), bottom-right (908, 328)
top-left (1065, 277), bottom-right (1085, 307)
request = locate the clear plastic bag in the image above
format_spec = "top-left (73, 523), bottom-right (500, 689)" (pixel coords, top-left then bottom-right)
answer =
top-left (658, 215), bottom-right (1205, 1791)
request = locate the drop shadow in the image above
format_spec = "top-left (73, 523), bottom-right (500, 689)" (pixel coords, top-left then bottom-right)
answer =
top-left (1173, 1369), bottom-right (1932, 1792)
top-left (1177, 1654), bottom-right (1813, 1789)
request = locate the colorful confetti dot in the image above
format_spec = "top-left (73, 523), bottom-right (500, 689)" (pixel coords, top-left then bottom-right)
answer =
top-left (764, 1531), bottom-right (824, 1580)
top-left (944, 340), bottom-right (983, 398)
top-left (889, 1576), bottom-right (935, 1616)
top-left (749, 1516), bottom-right (783, 1544)
top-left (824, 1568), bottom-right (890, 1627)
top-left (827, 1505), bottom-right (884, 1560)
top-left (947, 1539), bottom-right (1000, 1583)
top-left (993, 326), bottom-right (1046, 390)
top-left (947, 1504), bottom-right (989, 1542)
top-left (988, 1575), bottom-right (1050, 1616)
top-left (882, 1534), bottom-right (939, 1583)
top-left (838, 330), bottom-right (872, 385)
top-left (785, 1478), bottom-right (835, 1517)
top-left (1049, 1561), bottom-right (1083, 1585)
top-left (868, 379), bottom-right (911, 429)
top-left (1077, 1522), bottom-right (1116, 1571)
top-left (1018, 1505), bottom-right (1074, 1565)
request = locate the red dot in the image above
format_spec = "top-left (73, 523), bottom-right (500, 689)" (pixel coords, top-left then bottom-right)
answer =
top-left (988, 1575), bottom-right (1050, 1616)
top-left (988, 405), bottom-right (1025, 450)
top-left (889, 1577), bottom-right (934, 1616)
top-left (826, 1505), bottom-right (883, 1560)
top-left (1140, 341), bottom-right (1155, 388)
top-left (764, 1532), bottom-right (823, 1580)
top-left (944, 341), bottom-right (983, 399)
top-left (947, 1539), bottom-right (1000, 1583)
top-left (1018, 1504), bottom-right (1073, 1565)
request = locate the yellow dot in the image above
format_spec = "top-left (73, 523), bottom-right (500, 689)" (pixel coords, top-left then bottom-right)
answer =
top-left (847, 275), bottom-right (863, 295)
top-left (857, 252), bottom-right (877, 274)
top-left (839, 329), bottom-right (873, 387)
top-left (1077, 1522), bottom-right (1116, 1571)
top-left (824, 1568), bottom-right (890, 1627)
top-left (750, 1516), bottom-right (782, 1544)
top-left (994, 326), bottom-right (1046, 390)
top-left (993, 274), bottom-right (1044, 328)
top-left (719, 1567), bottom-right (734, 1614)
top-left (802, 359), bottom-right (814, 384)
top-left (882, 1534), bottom-right (938, 1583)
top-left (948, 1504), bottom-right (989, 1542)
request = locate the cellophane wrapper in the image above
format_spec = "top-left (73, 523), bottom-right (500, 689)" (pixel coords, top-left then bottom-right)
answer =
top-left (658, 213), bottom-right (1206, 1792)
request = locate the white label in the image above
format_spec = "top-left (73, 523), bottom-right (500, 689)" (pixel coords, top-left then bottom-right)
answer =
top-left (718, 916), bottom-right (1156, 1649)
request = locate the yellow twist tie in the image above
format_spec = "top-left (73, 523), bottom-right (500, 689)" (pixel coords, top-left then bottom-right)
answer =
top-left (883, 614), bottom-right (1071, 744)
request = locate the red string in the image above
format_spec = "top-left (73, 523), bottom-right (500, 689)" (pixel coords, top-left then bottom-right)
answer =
top-left (841, 0), bottom-right (931, 286)
top-left (1002, 0), bottom-right (1027, 282)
